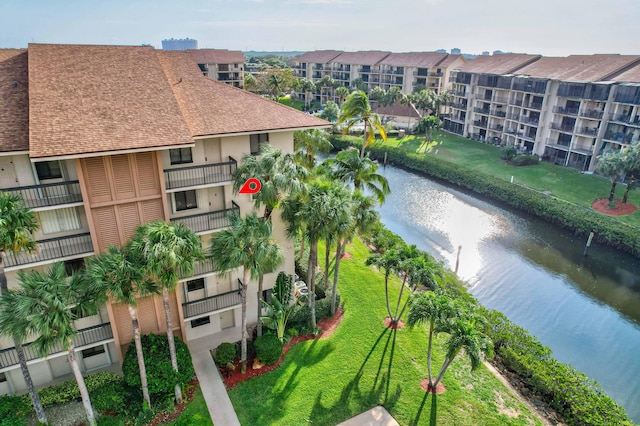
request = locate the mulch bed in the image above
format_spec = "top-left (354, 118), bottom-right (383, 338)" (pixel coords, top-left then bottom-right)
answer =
top-left (383, 317), bottom-right (405, 329)
top-left (221, 307), bottom-right (344, 389)
top-left (420, 378), bottom-right (446, 394)
top-left (591, 198), bottom-right (638, 216)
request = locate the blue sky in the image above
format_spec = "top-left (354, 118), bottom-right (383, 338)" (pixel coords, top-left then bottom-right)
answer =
top-left (1, 0), bottom-right (637, 56)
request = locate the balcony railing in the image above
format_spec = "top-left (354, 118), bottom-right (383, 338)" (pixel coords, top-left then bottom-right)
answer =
top-left (450, 115), bottom-right (465, 123)
top-left (473, 120), bottom-right (488, 128)
top-left (0, 323), bottom-right (113, 368)
top-left (491, 124), bottom-right (504, 131)
top-left (450, 102), bottom-right (467, 110)
top-left (454, 90), bottom-right (467, 97)
top-left (580, 109), bottom-right (604, 120)
top-left (473, 107), bottom-right (490, 114)
top-left (171, 202), bottom-right (240, 234)
top-left (492, 97), bottom-right (509, 104)
top-left (519, 133), bottom-right (537, 142)
top-left (490, 110), bottom-right (507, 118)
top-left (546, 138), bottom-right (571, 148)
top-left (164, 157), bottom-right (237, 190)
top-left (609, 114), bottom-right (640, 126)
top-left (428, 71), bottom-right (443, 77)
top-left (519, 116), bottom-right (540, 126)
top-left (2, 181), bottom-right (83, 210)
top-left (553, 106), bottom-right (579, 115)
top-left (182, 279), bottom-right (243, 319)
top-left (603, 132), bottom-right (637, 144)
top-left (550, 122), bottom-right (575, 132)
top-left (575, 127), bottom-right (599, 137)
top-left (4, 233), bottom-right (93, 269)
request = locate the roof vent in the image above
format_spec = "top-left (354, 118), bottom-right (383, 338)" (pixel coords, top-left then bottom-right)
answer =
top-left (12, 80), bottom-right (18, 87)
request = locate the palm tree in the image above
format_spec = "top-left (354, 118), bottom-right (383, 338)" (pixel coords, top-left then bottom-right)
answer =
top-left (366, 247), bottom-right (403, 321)
top-left (368, 86), bottom-right (385, 103)
top-left (381, 86), bottom-right (404, 108)
top-left (208, 213), bottom-right (282, 373)
top-left (597, 150), bottom-right (626, 207)
top-left (128, 221), bottom-right (204, 403)
top-left (338, 90), bottom-right (387, 158)
top-left (0, 193), bottom-right (46, 424)
top-left (1, 263), bottom-right (106, 426)
top-left (325, 147), bottom-right (390, 204)
top-left (89, 245), bottom-right (159, 408)
top-left (268, 73), bottom-right (284, 100)
top-left (435, 90), bottom-right (451, 118)
top-left (319, 101), bottom-right (339, 123)
top-left (294, 129), bottom-right (333, 169)
top-left (621, 143), bottom-right (640, 204)
top-left (407, 291), bottom-right (456, 389)
top-left (299, 78), bottom-right (316, 109)
top-left (334, 86), bottom-right (350, 105)
top-left (410, 89), bottom-right (436, 116)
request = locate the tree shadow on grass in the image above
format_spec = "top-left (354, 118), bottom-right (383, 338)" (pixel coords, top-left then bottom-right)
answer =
top-left (410, 390), bottom-right (437, 426)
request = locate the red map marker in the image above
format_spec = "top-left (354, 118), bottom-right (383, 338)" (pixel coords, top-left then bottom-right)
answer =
top-left (239, 178), bottom-right (261, 194)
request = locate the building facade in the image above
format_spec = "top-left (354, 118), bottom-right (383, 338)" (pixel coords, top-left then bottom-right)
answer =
top-left (162, 38), bottom-right (198, 51)
top-left (0, 44), bottom-right (328, 395)
top-left (444, 54), bottom-right (640, 171)
top-left (188, 49), bottom-right (245, 88)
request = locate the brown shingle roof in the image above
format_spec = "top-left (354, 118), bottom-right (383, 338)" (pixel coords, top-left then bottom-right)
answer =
top-left (333, 51), bottom-right (391, 65)
top-left (611, 62), bottom-right (640, 83)
top-left (456, 54), bottom-right (541, 75)
top-left (438, 54), bottom-right (465, 67)
top-left (516, 54), bottom-right (640, 82)
top-left (374, 101), bottom-right (421, 118)
top-left (378, 52), bottom-right (449, 68)
top-left (294, 50), bottom-right (343, 64)
top-left (28, 44), bottom-right (194, 159)
top-left (0, 49), bottom-right (29, 153)
top-left (188, 49), bottom-right (244, 65)
top-left (156, 51), bottom-right (329, 137)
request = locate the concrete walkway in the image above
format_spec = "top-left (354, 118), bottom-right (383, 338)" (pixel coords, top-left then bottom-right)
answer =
top-left (191, 349), bottom-right (241, 426)
top-left (337, 406), bottom-right (400, 426)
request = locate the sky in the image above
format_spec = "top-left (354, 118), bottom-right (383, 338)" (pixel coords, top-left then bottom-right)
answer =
top-left (1, 0), bottom-right (638, 56)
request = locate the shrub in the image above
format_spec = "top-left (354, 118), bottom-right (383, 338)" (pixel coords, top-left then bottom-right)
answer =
top-left (134, 409), bottom-right (155, 426)
top-left (213, 342), bottom-right (236, 366)
top-left (91, 377), bottom-right (126, 415)
top-left (499, 145), bottom-right (517, 160)
top-left (0, 394), bottom-right (29, 426)
top-left (511, 154), bottom-right (539, 166)
top-left (288, 304), bottom-right (312, 332)
top-left (254, 333), bottom-right (283, 365)
top-left (316, 293), bottom-right (340, 320)
top-left (122, 334), bottom-right (194, 400)
top-left (97, 416), bottom-right (126, 426)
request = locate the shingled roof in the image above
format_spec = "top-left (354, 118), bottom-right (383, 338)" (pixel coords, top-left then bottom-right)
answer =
top-left (516, 54), bottom-right (640, 82)
top-left (294, 50), bottom-right (343, 64)
top-left (0, 49), bottom-right (29, 153)
top-left (188, 49), bottom-right (244, 65)
top-left (157, 51), bottom-right (328, 137)
top-left (456, 54), bottom-right (541, 75)
top-left (332, 51), bottom-right (391, 65)
top-left (378, 52), bottom-right (449, 68)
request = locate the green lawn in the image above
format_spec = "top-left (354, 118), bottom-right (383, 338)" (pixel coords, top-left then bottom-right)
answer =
top-left (169, 388), bottom-right (213, 426)
top-left (227, 239), bottom-right (542, 426)
top-left (278, 97), bottom-right (305, 111)
top-left (376, 132), bottom-right (640, 228)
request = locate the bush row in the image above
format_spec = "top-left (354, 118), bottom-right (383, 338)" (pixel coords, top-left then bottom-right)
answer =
top-left (330, 135), bottom-right (640, 258)
top-left (367, 220), bottom-right (631, 425)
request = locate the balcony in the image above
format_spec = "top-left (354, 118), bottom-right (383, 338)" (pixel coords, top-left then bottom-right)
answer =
top-left (545, 138), bottom-right (571, 149)
top-left (553, 106), bottom-right (579, 116)
top-left (179, 259), bottom-right (216, 280)
top-left (2, 181), bottom-right (83, 210)
top-left (491, 124), bottom-right (504, 132)
top-left (171, 202), bottom-right (240, 235)
top-left (450, 102), bottom-right (467, 110)
top-left (490, 110), bottom-right (507, 118)
top-left (492, 97), bottom-right (509, 104)
top-left (473, 120), bottom-right (488, 128)
top-left (550, 122), bottom-right (575, 133)
top-left (164, 157), bottom-right (237, 191)
top-left (580, 109), bottom-right (604, 120)
top-left (609, 114), bottom-right (640, 127)
top-left (313, 65), bottom-right (324, 70)
top-left (358, 67), bottom-right (371, 73)
top-left (454, 90), bottom-right (467, 97)
top-left (473, 107), bottom-right (490, 115)
top-left (4, 233), bottom-right (93, 269)
top-left (520, 133), bottom-right (537, 142)
top-left (449, 115), bottom-right (465, 123)
top-left (428, 71), bottom-right (443, 77)
top-left (413, 70), bottom-right (429, 77)
top-left (603, 132), bottom-right (637, 144)
top-left (575, 127), bottom-right (599, 137)
top-left (519, 116), bottom-right (540, 126)
top-left (0, 323), bottom-right (113, 368)
top-left (182, 279), bottom-right (242, 319)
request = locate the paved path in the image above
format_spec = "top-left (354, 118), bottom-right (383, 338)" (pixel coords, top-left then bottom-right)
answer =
top-left (191, 349), bottom-right (241, 426)
top-left (337, 406), bottom-right (400, 426)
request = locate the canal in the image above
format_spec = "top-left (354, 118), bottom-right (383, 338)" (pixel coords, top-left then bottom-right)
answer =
top-left (376, 163), bottom-right (640, 422)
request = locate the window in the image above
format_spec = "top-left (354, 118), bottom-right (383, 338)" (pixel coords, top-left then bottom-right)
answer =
top-left (0, 372), bottom-right (6, 383)
top-left (64, 258), bottom-right (85, 276)
top-left (187, 278), bottom-right (205, 292)
top-left (81, 346), bottom-right (106, 358)
top-left (38, 207), bottom-right (81, 234)
top-left (250, 133), bottom-right (269, 155)
top-left (35, 161), bottom-right (63, 180)
top-left (169, 148), bottom-right (193, 165)
top-left (191, 316), bottom-right (211, 328)
top-left (174, 190), bottom-right (197, 211)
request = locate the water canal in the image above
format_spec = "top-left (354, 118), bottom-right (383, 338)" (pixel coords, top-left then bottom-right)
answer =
top-left (376, 163), bottom-right (640, 422)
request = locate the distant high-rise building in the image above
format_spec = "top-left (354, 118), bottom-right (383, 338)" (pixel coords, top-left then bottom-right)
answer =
top-left (493, 50), bottom-right (504, 55)
top-left (435, 49), bottom-right (447, 53)
top-left (162, 38), bottom-right (198, 51)
top-left (451, 48), bottom-right (461, 55)
top-left (482, 51), bottom-right (490, 56)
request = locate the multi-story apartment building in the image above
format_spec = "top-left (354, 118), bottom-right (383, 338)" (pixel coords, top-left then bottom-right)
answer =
top-left (444, 53), bottom-right (640, 171)
top-left (292, 50), bottom-right (464, 105)
top-left (0, 44), bottom-right (327, 395)
top-left (189, 49), bottom-right (245, 88)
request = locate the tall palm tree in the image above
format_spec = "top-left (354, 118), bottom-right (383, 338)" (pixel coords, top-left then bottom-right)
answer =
top-left (381, 86), bottom-right (404, 108)
top-left (325, 147), bottom-right (390, 204)
top-left (597, 150), bottom-right (626, 206)
top-left (0, 193), bottom-right (46, 424)
top-left (622, 143), bottom-right (640, 204)
top-left (366, 247), bottom-right (403, 321)
top-left (338, 90), bottom-right (387, 158)
top-left (298, 78), bottom-right (316, 109)
top-left (208, 213), bottom-right (282, 373)
top-left (1, 263), bottom-right (106, 426)
top-left (407, 291), bottom-right (457, 390)
top-left (410, 89), bottom-right (436, 117)
top-left (334, 86), bottom-right (350, 105)
top-left (89, 245), bottom-right (159, 408)
top-left (128, 221), bottom-right (204, 403)
top-left (435, 90), bottom-right (452, 118)
top-left (294, 129), bottom-right (333, 169)
top-left (267, 72), bottom-right (284, 100)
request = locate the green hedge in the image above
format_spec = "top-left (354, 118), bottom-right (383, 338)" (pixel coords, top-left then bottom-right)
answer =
top-left (330, 135), bottom-right (640, 258)
top-left (0, 394), bottom-right (29, 426)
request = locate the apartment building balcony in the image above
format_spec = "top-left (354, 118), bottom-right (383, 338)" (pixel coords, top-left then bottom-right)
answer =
top-left (179, 259), bottom-right (217, 280)
top-left (413, 70), bottom-right (429, 77)
top-left (182, 279), bottom-right (242, 319)
top-left (2, 181), bottom-right (83, 210)
top-left (603, 132), bottom-right (638, 145)
top-left (519, 116), bottom-right (540, 126)
top-left (545, 138), bottom-right (571, 149)
top-left (170, 202), bottom-right (240, 235)
top-left (0, 323), bottom-right (113, 369)
top-left (491, 124), bottom-right (504, 132)
top-left (490, 110), bottom-right (507, 118)
top-left (473, 107), bottom-right (490, 114)
top-left (553, 106), bottom-right (579, 116)
top-left (454, 90), bottom-right (467, 97)
top-left (575, 127), bottom-right (599, 137)
top-left (609, 114), bottom-right (640, 127)
top-left (313, 65), bottom-right (324, 70)
top-left (164, 157), bottom-right (237, 191)
top-left (358, 67), bottom-right (372, 73)
top-left (450, 115), bottom-right (465, 123)
top-left (492, 97), bottom-right (508, 104)
top-left (450, 102), bottom-right (467, 110)
top-left (428, 71), bottom-right (443, 77)
top-left (580, 109), bottom-right (604, 120)
top-left (4, 233), bottom-right (93, 270)
top-left (550, 122), bottom-right (575, 133)
top-left (473, 120), bottom-right (488, 128)
top-left (520, 133), bottom-right (537, 142)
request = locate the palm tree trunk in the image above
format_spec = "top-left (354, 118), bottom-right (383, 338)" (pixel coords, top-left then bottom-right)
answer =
top-left (331, 239), bottom-right (342, 315)
top-left (323, 238), bottom-right (331, 290)
top-left (623, 175), bottom-right (635, 204)
top-left (162, 288), bottom-right (182, 403)
top-left (128, 305), bottom-right (151, 408)
top-left (308, 240), bottom-right (318, 328)
top-left (609, 178), bottom-right (618, 203)
top-left (396, 287), bottom-right (415, 321)
top-left (392, 275), bottom-right (408, 323)
top-left (240, 269), bottom-right (250, 374)
top-left (67, 340), bottom-right (95, 426)
top-left (427, 322), bottom-right (434, 386)
top-left (16, 342), bottom-right (47, 423)
top-left (299, 235), bottom-right (305, 260)
top-left (432, 356), bottom-right (454, 389)
top-left (360, 119), bottom-right (368, 158)
top-left (257, 275), bottom-right (264, 337)
top-left (384, 273), bottom-right (393, 319)
top-left (0, 253), bottom-right (8, 292)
